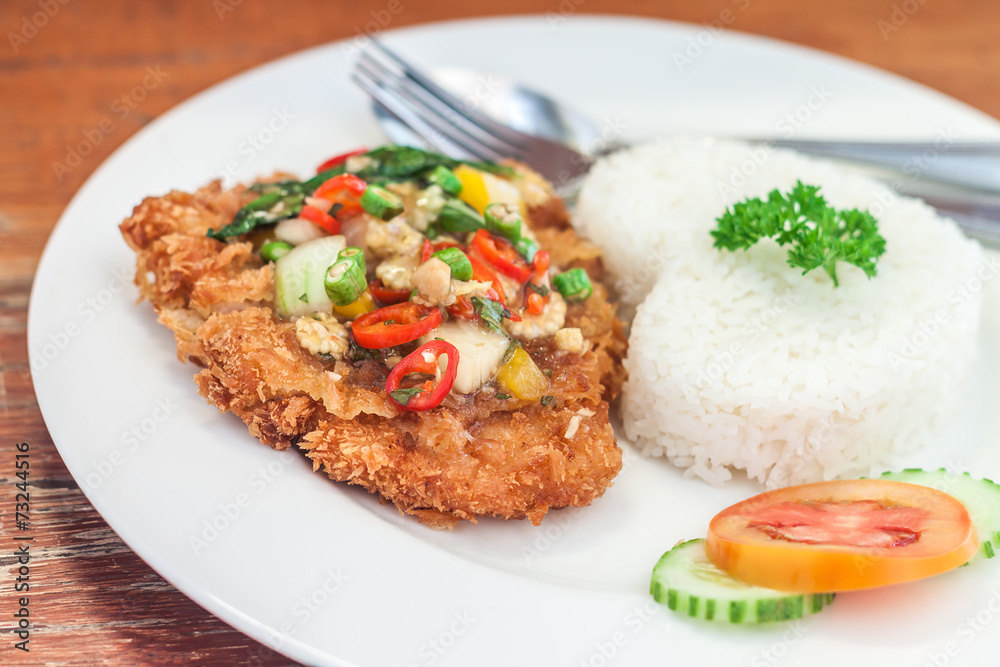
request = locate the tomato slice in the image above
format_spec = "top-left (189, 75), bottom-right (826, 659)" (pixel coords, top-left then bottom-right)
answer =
top-left (706, 479), bottom-right (977, 592)
top-left (313, 173), bottom-right (367, 217)
top-left (316, 147), bottom-right (367, 173)
top-left (351, 302), bottom-right (442, 349)
top-left (469, 229), bottom-right (532, 283)
top-left (385, 340), bottom-right (458, 411)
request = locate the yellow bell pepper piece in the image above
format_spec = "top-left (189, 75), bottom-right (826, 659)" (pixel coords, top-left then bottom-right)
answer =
top-left (454, 164), bottom-right (490, 214)
top-left (332, 288), bottom-right (376, 320)
top-left (496, 346), bottom-right (549, 400)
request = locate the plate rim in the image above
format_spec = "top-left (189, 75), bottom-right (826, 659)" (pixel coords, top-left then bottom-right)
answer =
top-left (28, 13), bottom-right (1000, 667)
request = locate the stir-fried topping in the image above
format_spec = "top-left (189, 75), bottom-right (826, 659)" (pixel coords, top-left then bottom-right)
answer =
top-left (212, 145), bottom-right (595, 405)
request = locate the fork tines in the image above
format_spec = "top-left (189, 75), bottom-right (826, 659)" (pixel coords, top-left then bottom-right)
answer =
top-left (352, 39), bottom-right (529, 163)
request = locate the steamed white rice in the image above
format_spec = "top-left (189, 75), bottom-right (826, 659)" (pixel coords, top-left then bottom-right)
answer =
top-left (576, 138), bottom-right (986, 487)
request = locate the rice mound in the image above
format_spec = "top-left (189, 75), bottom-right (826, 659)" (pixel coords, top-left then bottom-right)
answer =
top-left (576, 137), bottom-right (985, 487)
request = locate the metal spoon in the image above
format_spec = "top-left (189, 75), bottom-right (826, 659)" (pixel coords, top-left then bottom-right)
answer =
top-left (372, 68), bottom-right (608, 159)
top-left (373, 68), bottom-right (1000, 192)
top-left (371, 68), bottom-right (1000, 246)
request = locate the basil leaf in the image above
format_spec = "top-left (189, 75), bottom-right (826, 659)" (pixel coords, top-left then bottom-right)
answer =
top-left (471, 296), bottom-right (507, 335)
top-left (390, 387), bottom-right (424, 405)
top-left (206, 190), bottom-right (304, 240)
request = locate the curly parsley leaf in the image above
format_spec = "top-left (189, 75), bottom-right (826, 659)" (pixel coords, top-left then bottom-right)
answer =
top-left (710, 181), bottom-right (886, 287)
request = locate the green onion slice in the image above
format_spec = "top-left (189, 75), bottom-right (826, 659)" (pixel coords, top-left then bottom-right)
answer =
top-left (426, 165), bottom-right (463, 196)
top-left (260, 241), bottom-right (293, 262)
top-left (432, 247), bottom-right (473, 282)
top-left (552, 268), bottom-right (593, 302)
top-left (484, 202), bottom-right (522, 242)
top-left (361, 185), bottom-right (405, 221)
top-left (514, 237), bottom-right (539, 263)
top-left (336, 247), bottom-right (367, 273)
top-left (324, 259), bottom-right (368, 306)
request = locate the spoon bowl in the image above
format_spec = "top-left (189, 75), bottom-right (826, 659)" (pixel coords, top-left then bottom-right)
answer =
top-left (373, 67), bottom-right (605, 156)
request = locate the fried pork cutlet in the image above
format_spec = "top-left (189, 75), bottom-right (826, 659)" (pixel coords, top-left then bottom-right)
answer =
top-left (120, 159), bottom-right (626, 528)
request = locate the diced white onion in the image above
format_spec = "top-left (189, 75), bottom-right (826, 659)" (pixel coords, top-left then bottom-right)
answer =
top-left (275, 217), bottom-right (327, 245)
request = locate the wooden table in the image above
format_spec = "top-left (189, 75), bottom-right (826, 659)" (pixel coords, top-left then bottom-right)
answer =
top-left (2, 0), bottom-right (998, 663)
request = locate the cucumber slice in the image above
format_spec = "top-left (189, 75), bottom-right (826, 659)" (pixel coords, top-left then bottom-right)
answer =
top-left (651, 539), bottom-right (835, 623)
top-left (274, 235), bottom-right (345, 318)
top-left (879, 468), bottom-right (1000, 562)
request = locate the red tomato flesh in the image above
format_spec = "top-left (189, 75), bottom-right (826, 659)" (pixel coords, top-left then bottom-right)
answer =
top-left (746, 500), bottom-right (928, 548)
top-left (706, 479), bottom-right (978, 592)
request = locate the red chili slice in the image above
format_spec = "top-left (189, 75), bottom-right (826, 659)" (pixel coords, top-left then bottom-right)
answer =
top-left (421, 238), bottom-right (464, 264)
top-left (351, 302), bottom-right (442, 349)
top-left (446, 253), bottom-right (522, 322)
top-left (313, 173), bottom-right (367, 217)
top-left (385, 340), bottom-right (459, 411)
top-left (468, 253), bottom-right (506, 305)
top-left (523, 249), bottom-right (551, 314)
top-left (531, 249), bottom-right (551, 275)
top-left (446, 296), bottom-right (477, 321)
top-left (316, 148), bottom-right (367, 173)
top-left (368, 279), bottom-right (412, 306)
top-left (525, 292), bottom-right (546, 315)
top-left (299, 204), bottom-right (340, 235)
top-left (469, 229), bottom-right (532, 283)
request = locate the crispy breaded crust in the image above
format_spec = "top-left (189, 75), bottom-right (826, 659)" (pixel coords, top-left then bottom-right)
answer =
top-left (120, 176), bottom-right (626, 527)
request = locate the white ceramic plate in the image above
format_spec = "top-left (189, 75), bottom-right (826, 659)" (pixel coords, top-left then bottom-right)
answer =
top-left (30, 15), bottom-right (1000, 667)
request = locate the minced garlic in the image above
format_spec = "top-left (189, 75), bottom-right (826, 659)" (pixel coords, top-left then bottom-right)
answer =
top-left (504, 292), bottom-right (567, 340)
top-left (295, 312), bottom-right (350, 359)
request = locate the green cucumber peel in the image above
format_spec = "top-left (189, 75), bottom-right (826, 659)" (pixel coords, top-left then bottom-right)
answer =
top-left (878, 468), bottom-right (1000, 563)
top-left (650, 539), bottom-right (835, 624)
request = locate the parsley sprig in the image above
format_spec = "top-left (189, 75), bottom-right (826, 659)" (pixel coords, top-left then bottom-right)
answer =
top-left (710, 181), bottom-right (886, 287)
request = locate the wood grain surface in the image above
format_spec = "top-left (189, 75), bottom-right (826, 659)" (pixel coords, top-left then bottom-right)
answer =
top-left (2, 0), bottom-right (999, 664)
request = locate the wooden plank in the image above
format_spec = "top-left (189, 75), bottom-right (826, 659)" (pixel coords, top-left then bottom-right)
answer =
top-left (2, 0), bottom-right (999, 663)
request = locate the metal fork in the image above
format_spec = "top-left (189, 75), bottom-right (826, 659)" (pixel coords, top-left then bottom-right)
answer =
top-left (351, 40), bottom-right (596, 190)
top-left (352, 40), bottom-right (1000, 246)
